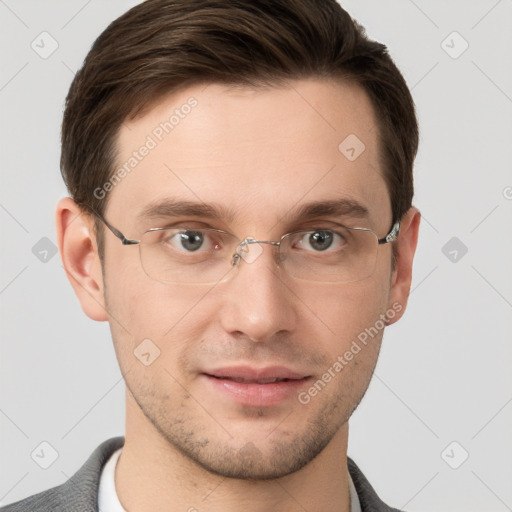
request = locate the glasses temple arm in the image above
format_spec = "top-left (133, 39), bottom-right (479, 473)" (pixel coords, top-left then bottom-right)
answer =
top-left (378, 221), bottom-right (400, 245)
top-left (96, 214), bottom-right (140, 245)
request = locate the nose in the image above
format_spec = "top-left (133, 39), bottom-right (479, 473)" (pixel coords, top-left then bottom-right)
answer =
top-left (218, 241), bottom-right (298, 343)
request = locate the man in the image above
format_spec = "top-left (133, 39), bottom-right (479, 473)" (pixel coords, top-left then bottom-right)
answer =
top-left (2, 0), bottom-right (420, 510)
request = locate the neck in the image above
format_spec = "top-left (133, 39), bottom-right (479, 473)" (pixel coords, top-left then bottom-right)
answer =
top-left (115, 389), bottom-right (352, 512)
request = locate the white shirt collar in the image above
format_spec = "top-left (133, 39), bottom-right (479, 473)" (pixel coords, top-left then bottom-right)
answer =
top-left (97, 447), bottom-right (126, 512)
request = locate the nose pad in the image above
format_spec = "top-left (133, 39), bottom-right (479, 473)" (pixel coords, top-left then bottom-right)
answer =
top-left (231, 239), bottom-right (280, 267)
top-left (237, 238), bottom-right (264, 264)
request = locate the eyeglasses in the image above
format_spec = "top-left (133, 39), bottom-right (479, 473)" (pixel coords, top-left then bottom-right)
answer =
top-left (95, 214), bottom-right (400, 285)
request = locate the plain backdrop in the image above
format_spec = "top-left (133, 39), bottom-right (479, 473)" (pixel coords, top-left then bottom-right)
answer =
top-left (1, 1), bottom-right (511, 510)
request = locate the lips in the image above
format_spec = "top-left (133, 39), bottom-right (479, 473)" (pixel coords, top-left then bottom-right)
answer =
top-left (205, 366), bottom-right (307, 382)
top-left (202, 366), bottom-right (310, 407)
top-left (210, 375), bottom-right (297, 384)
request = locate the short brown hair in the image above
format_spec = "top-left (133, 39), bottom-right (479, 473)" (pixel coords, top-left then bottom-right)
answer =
top-left (61, 0), bottom-right (418, 259)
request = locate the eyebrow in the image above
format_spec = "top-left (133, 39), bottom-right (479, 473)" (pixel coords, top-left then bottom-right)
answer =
top-left (137, 199), bottom-right (237, 224)
top-left (136, 197), bottom-right (370, 225)
top-left (287, 198), bottom-right (370, 222)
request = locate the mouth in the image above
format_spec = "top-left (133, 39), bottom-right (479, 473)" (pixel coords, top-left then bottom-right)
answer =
top-left (209, 376), bottom-right (301, 384)
top-left (201, 366), bottom-right (311, 407)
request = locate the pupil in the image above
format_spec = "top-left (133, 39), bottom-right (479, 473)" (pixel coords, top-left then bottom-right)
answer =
top-left (310, 231), bottom-right (333, 251)
top-left (180, 231), bottom-right (203, 251)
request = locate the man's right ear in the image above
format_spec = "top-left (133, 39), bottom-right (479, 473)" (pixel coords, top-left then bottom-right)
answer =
top-left (56, 197), bottom-right (108, 321)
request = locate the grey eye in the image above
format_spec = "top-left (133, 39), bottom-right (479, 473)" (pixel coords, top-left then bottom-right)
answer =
top-left (307, 230), bottom-right (334, 251)
top-left (175, 231), bottom-right (205, 251)
top-left (295, 230), bottom-right (347, 253)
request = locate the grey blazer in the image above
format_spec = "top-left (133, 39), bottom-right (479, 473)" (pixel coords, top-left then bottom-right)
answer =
top-left (1, 437), bottom-right (403, 512)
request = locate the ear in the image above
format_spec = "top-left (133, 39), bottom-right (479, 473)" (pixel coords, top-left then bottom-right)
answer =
top-left (56, 197), bottom-right (108, 321)
top-left (386, 206), bottom-right (421, 326)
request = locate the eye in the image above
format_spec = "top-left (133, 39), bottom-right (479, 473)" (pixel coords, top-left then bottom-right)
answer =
top-left (166, 230), bottom-right (214, 252)
top-left (296, 230), bottom-right (346, 252)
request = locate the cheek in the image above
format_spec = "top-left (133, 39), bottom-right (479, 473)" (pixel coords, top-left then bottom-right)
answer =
top-left (104, 244), bottom-right (203, 335)
top-left (103, 255), bottom-right (216, 375)
top-left (301, 273), bottom-right (390, 343)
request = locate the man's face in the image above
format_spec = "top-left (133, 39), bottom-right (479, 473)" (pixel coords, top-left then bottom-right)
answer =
top-left (100, 79), bottom-right (399, 478)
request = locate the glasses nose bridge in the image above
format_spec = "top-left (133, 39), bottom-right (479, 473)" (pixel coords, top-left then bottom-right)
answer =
top-left (231, 237), bottom-right (281, 267)
top-left (245, 238), bottom-right (280, 246)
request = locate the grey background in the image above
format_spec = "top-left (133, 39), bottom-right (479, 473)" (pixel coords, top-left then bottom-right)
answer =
top-left (1, 1), bottom-right (511, 510)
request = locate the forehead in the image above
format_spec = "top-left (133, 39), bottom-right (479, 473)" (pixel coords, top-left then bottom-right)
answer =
top-left (107, 79), bottom-right (390, 233)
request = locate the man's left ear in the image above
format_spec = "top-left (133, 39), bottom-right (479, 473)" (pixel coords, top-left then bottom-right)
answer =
top-left (386, 206), bottom-right (421, 326)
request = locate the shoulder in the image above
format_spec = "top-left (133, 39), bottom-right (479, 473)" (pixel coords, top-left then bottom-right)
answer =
top-left (348, 457), bottom-right (404, 512)
top-left (1, 437), bottom-right (125, 512)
